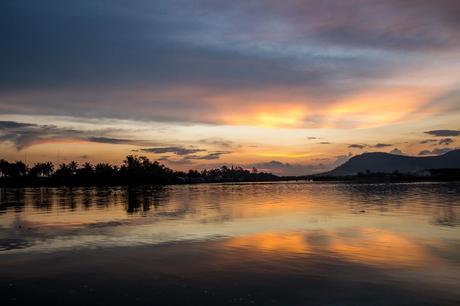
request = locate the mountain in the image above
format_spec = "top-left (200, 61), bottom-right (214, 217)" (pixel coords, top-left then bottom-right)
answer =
top-left (323, 149), bottom-right (460, 176)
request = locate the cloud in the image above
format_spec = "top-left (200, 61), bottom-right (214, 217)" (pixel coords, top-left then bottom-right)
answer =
top-left (247, 152), bottom-right (354, 176)
top-left (419, 139), bottom-right (438, 144)
top-left (0, 121), bottom-right (36, 129)
top-left (183, 151), bottom-right (233, 160)
top-left (348, 144), bottom-right (366, 149)
top-left (418, 147), bottom-right (454, 156)
top-left (347, 143), bottom-right (393, 150)
top-left (317, 142), bottom-right (331, 145)
top-left (307, 137), bottom-right (320, 140)
top-left (438, 138), bottom-right (454, 145)
top-left (87, 137), bottom-right (135, 145)
top-left (373, 143), bottom-right (392, 148)
top-left (347, 143), bottom-right (392, 150)
top-left (418, 150), bottom-right (432, 156)
top-left (389, 148), bottom-right (405, 155)
top-left (431, 147), bottom-right (453, 155)
top-left (248, 160), bottom-right (328, 176)
top-left (0, 120), bottom-right (153, 150)
top-left (139, 146), bottom-right (232, 162)
top-left (2, 0), bottom-right (460, 128)
top-left (425, 130), bottom-right (460, 137)
top-left (331, 153), bottom-right (353, 168)
top-left (0, 121), bottom-right (82, 150)
top-left (140, 147), bottom-right (205, 156)
top-left (199, 138), bottom-right (234, 148)
top-left (158, 151), bottom-right (232, 166)
top-left (156, 157), bottom-right (194, 166)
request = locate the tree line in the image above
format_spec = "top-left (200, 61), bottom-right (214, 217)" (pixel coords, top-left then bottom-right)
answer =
top-left (0, 155), bottom-right (279, 187)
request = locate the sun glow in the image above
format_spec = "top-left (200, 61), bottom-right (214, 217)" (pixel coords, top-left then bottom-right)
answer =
top-left (223, 104), bottom-right (307, 128)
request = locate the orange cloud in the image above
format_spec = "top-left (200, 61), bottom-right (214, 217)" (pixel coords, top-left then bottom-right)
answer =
top-left (221, 104), bottom-right (308, 128)
top-left (325, 86), bottom-right (441, 129)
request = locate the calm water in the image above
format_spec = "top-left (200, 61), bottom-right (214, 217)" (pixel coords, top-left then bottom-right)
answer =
top-left (1, 182), bottom-right (459, 305)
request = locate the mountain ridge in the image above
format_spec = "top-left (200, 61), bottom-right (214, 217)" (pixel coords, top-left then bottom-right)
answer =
top-left (321, 149), bottom-right (460, 176)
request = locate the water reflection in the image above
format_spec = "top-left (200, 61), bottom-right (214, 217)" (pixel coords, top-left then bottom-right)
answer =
top-left (0, 183), bottom-right (459, 246)
top-left (222, 228), bottom-right (436, 267)
top-left (0, 182), bottom-right (459, 305)
top-left (125, 186), bottom-right (168, 214)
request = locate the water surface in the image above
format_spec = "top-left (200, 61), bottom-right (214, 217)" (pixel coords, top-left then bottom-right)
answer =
top-left (1, 182), bottom-right (459, 305)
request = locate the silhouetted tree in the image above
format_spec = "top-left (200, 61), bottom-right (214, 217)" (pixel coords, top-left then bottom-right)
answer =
top-left (4, 161), bottom-right (28, 178)
top-left (77, 162), bottom-right (94, 179)
top-left (0, 155), bottom-right (280, 187)
top-left (41, 162), bottom-right (54, 177)
top-left (29, 162), bottom-right (54, 178)
top-left (0, 159), bottom-right (9, 177)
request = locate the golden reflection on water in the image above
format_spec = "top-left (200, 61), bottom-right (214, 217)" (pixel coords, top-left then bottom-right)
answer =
top-left (225, 232), bottom-right (311, 254)
top-left (323, 228), bottom-right (431, 266)
top-left (222, 228), bottom-right (433, 268)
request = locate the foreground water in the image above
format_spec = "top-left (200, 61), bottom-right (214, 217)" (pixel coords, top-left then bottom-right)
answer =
top-left (0, 182), bottom-right (459, 305)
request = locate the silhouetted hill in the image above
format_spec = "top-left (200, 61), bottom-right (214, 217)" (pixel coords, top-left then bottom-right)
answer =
top-left (323, 149), bottom-right (460, 176)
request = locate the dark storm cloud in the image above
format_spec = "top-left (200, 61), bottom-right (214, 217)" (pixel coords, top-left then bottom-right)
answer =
top-left (140, 147), bottom-right (206, 156)
top-left (425, 130), bottom-right (460, 137)
top-left (2, 0), bottom-right (460, 123)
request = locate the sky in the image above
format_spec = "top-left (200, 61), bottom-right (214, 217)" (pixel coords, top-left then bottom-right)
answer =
top-left (1, 0), bottom-right (460, 175)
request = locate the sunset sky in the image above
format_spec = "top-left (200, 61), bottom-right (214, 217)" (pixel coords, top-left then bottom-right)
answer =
top-left (1, 0), bottom-right (460, 175)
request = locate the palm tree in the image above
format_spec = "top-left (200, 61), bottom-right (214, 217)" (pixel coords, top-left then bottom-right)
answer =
top-left (68, 161), bottom-right (78, 175)
top-left (29, 163), bottom-right (43, 177)
top-left (42, 162), bottom-right (54, 177)
top-left (0, 159), bottom-right (9, 177)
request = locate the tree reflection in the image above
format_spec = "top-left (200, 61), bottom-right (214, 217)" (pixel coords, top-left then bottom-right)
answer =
top-left (125, 186), bottom-right (168, 215)
top-left (432, 205), bottom-right (457, 227)
top-left (0, 188), bottom-right (25, 214)
top-left (31, 187), bottom-right (53, 211)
